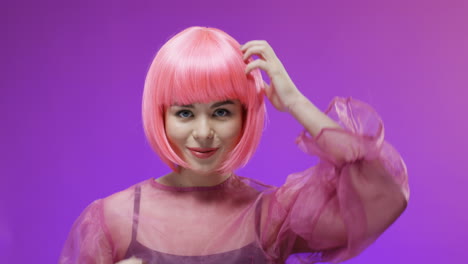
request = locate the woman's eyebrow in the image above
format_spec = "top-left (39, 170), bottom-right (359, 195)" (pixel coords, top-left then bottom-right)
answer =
top-left (210, 100), bottom-right (234, 108)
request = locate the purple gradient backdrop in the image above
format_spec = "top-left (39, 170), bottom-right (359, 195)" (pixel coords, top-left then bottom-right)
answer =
top-left (2, 0), bottom-right (467, 263)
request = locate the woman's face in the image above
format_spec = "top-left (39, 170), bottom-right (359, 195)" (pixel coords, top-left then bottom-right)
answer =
top-left (165, 99), bottom-right (243, 174)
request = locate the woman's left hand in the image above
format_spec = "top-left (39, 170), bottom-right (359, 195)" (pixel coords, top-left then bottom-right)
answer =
top-left (241, 40), bottom-right (304, 112)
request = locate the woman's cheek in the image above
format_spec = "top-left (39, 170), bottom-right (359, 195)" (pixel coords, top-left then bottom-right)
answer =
top-left (167, 120), bottom-right (189, 140)
top-left (224, 121), bottom-right (243, 141)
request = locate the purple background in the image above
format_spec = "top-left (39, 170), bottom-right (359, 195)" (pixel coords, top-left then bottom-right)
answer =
top-left (2, 0), bottom-right (467, 263)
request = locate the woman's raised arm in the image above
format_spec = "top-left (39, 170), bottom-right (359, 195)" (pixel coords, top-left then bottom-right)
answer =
top-left (242, 41), bottom-right (409, 263)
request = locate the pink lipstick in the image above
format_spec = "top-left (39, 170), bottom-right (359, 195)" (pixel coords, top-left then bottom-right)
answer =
top-left (187, 147), bottom-right (218, 159)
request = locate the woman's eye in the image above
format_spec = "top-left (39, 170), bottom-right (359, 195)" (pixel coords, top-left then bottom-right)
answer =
top-left (214, 109), bottom-right (230, 117)
top-left (176, 110), bottom-right (193, 118)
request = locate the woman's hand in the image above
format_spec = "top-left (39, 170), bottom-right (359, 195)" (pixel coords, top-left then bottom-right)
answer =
top-left (242, 40), bottom-right (341, 137)
top-left (241, 40), bottom-right (304, 112)
top-left (115, 257), bottom-right (145, 264)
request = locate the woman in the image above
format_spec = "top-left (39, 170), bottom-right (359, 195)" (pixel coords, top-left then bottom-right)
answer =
top-left (59, 26), bottom-right (409, 264)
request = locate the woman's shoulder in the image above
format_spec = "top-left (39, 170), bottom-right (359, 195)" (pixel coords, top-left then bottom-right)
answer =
top-left (97, 179), bottom-right (151, 240)
top-left (100, 178), bottom-right (151, 216)
top-left (236, 175), bottom-right (276, 193)
top-left (101, 180), bottom-right (149, 208)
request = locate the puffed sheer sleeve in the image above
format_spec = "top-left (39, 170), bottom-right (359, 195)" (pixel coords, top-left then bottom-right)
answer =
top-left (59, 199), bottom-right (115, 264)
top-left (259, 97), bottom-right (410, 263)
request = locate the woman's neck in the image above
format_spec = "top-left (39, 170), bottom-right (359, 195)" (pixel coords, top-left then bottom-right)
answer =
top-left (157, 169), bottom-right (233, 188)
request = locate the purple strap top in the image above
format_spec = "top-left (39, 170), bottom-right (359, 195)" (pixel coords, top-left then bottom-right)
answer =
top-left (123, 185), bottom-right (269, 264)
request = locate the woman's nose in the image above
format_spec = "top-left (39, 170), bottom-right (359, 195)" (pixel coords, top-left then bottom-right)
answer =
top-left (192, 118), bottom-right (214, 139)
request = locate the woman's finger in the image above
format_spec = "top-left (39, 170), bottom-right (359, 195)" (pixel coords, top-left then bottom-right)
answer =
top-left (262, 80), bottom-right (271, 91)
top-left (242, 42), bottom-right (276, 61)
top-left (242, 45), bottom-right (275, 62)
top-left (240, 40), bottom-right (268, 52)
top-left (245, 59), bottom-right (269, 74)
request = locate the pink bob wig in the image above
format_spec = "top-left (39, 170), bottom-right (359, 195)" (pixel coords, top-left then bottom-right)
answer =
top-left (142, 26), bottom-right (265, 173)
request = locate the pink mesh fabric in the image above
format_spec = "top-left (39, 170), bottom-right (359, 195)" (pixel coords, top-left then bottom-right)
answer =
top-left (59, 97), bottom-right (409, 264)
top-left (59, 200), bottom-right (115, 263)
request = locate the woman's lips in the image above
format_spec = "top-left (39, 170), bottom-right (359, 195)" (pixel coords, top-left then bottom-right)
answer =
top-left (187, 147), bottom-right (219, 159)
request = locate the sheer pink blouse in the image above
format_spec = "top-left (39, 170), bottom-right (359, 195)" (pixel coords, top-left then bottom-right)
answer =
top-left (59, 97), bottom-right (409, 264)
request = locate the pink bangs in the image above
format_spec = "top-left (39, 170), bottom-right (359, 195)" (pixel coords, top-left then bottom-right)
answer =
top-left (142, 26), bottom-right (265, 173)
top-left (155, 27), bottom-right (261, 107)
